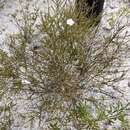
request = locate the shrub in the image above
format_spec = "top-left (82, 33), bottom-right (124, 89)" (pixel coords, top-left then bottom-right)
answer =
top-left (0, 0), bottom-right (130, 129)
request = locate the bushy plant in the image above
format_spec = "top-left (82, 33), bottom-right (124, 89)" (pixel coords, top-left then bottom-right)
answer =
top-left (0, 0), bottom-right (130, 129)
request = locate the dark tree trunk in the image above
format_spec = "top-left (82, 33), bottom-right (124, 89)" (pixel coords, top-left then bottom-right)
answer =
top-left (75, 0), bottom-right (105, 24)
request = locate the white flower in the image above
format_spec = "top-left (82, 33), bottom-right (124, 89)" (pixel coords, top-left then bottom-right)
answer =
top-left (66, 18), bottom-right (75, 26)
top-left (22, 79), bottom-right (31, 84)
